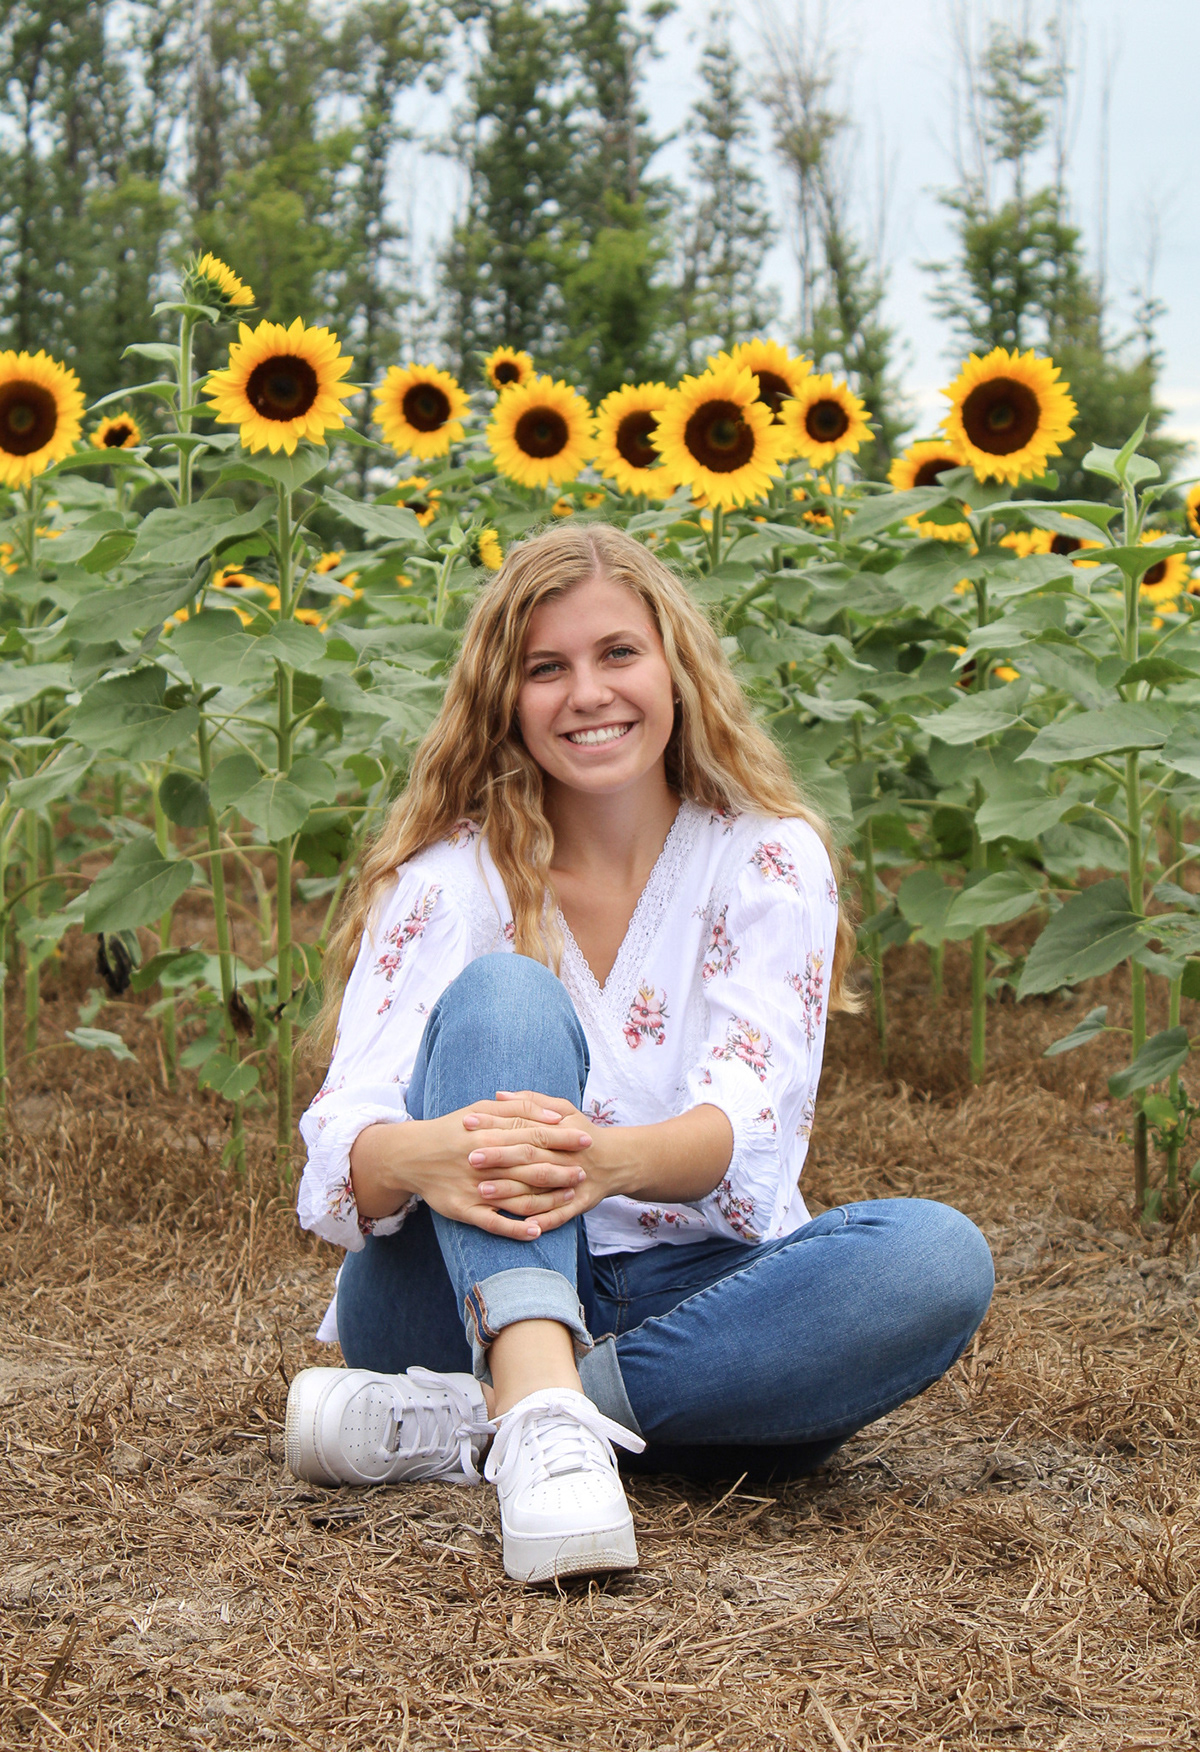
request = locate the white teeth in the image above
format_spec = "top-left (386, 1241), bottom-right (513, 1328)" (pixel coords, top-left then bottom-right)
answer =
top-left (565, 724), bottom-right (632, 746)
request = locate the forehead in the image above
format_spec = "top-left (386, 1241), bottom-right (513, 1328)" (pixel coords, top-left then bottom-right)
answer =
top-left (524, 573), bottom-right (657, 646)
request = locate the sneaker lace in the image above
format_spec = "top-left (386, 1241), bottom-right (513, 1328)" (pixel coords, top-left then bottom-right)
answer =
top-left (384, 1368), bottom-right (492, 1483)
top-left (484, 1391), bottom-right (645, 1489)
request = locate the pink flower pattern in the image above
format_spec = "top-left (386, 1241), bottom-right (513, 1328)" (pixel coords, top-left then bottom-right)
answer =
top-left (327, 1173), bottom-right (375, 1236)
top-left (755, 1106), bottom-right (777, 1133)
top-left (701, 905), bottom-right (739, 983)
top-left (710, 1017), bottom-right (773, 1082)
top-left (624, 982), bottom-right (668, 1049)
top-left (752, 840), bottom-right (799, 888)
top-left (446, 818), bottom-right (480, 847)
top-left (373, 884), bottom-right (441, 1014)
top-left (709, 806), bottom-right (740, 834)
top-left (637, 1207), bottom-right (691, 1237)
top-left (584, 1097), bottom-right (618, 1127)
top-left (311, 1073), bottom-right (346, 1108)
top-left (714, 1176), bottom-right (759, 1241)
top-left (826, 875), bottom-right (839, 908)
top-left (796, 1093), bottom-right (816, 1141)
top-left (786, 950), bottom-right (826, 1044)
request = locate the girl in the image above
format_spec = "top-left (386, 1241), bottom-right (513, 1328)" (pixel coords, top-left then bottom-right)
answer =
top-left (288, 523), bottom-right (993, 1585)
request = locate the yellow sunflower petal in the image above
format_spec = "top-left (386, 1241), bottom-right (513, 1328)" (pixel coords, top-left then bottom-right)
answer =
top-left (204, 318), bottom-right (354, 455)
top-left (716, 340), bottom-right (812, 455)
top-left (187, 253), bottom-right (255, 311)
top-left (594, 382), bottom-right (680, 497)
top-left (652, 362), bottom-right (783, 510)
top-left (91, 412), bottom-right (142, 451)
top-left (0, 350), bottom-right (85, 488)
top-left (486, 375), bottom-right (594, 489)
top-left (484, 346), bottom-right (535, 392)
top-left (940, 347), bottom-right (1076, 485)
top-left (1139, 530), bottom-right (1191, 601)
top-left (778, 374), bottom-right (872, 470)
top-left (375, 365), bottom-right (468, 460)
top-left (1187, 483), bottom-right (1200, 540)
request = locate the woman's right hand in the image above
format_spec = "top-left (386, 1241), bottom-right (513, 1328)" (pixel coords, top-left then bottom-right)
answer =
top-left (349, 1100), bottom-right (592, 1238)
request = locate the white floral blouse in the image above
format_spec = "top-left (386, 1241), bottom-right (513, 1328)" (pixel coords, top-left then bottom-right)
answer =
top-left (298, 801), bottom-right (838, 1321)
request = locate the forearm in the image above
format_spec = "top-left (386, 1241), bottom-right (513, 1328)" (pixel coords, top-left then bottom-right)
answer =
top-left (349, 1120), bottom-right (423, 1221)
top-left (599, 1104), bottom-right (733, 1204)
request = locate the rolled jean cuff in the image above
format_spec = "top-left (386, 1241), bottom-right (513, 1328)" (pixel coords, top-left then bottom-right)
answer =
top-left (464, 1267), bottom-right (593, 1381)
top-left (579, 1335), bottom-right (643, 1438)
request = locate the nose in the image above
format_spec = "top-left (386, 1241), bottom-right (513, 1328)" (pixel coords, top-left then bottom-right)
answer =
top-left (566, 661), bottom-right (615, 714)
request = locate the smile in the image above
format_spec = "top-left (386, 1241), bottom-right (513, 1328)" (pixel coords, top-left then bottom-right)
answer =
top-left (563, 723), bottom-right (634, 746)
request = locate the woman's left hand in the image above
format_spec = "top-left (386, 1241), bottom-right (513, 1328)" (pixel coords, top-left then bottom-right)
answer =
top-left (463, 1090), bottom-right (618, 1230)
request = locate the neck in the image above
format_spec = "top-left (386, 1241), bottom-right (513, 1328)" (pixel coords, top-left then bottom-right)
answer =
top-left (544, 769), bottom-right (680, 882)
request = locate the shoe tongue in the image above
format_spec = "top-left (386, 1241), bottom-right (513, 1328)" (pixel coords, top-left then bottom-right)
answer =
top-left (532, 1408), bottom-right (597, 1477)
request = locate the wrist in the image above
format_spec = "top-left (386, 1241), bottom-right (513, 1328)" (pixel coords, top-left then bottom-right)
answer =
top-left (350, 1119), bottom-right (425, 1220)
top-left (589, 1124), bottom-right (644, 1202)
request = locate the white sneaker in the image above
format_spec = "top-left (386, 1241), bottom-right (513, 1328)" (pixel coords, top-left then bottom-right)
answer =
top-left (285, 1366), bottom-right (492, 1487)
top-left (485, 1388), bottom-right (646, 1584)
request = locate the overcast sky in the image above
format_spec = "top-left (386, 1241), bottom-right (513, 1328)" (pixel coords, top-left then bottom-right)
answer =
top-left (643, 0), bottom-right (1200, 447)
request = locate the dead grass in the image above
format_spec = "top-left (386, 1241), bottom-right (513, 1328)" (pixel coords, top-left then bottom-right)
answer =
top-left (1, 931), bottom-right (1198, 1750)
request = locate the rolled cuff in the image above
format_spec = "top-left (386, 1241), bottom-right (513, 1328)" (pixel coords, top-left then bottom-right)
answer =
top-left (463, 1267), bottom-right (593, 1381)
top-left (579, 1335), bottom-right (642, 1437)
top-left (296, 1104), bottom-right (416, 1252)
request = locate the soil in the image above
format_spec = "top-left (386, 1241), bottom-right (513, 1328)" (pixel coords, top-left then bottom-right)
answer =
top-left (1, 925), bottom-right (1198, 1750)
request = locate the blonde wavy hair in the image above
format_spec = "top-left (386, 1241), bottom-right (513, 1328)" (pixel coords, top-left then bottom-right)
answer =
top-left (317, 521), bottom-right (858, 1050)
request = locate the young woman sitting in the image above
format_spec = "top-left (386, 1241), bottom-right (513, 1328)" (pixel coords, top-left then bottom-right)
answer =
top-left (288, 522), bottom-right (994, 1585)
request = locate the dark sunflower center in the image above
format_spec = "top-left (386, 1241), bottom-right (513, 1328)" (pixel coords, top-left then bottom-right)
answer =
top-left (0, 381), bottom-right (58, 456)
top-left (245, 355), bottom-right (319, 422)
top-left (103, 423), bottom-right (133, 448)
top-left (403, 494), bottom-right (430, 515)
top-left (402, 383), bottom-right (451, 432)
top-left (514, 407), bottom-right (568, 458)
top-left (805, 399), bottom-right (850, 444)
top-left (1143, 559), bottom-right (1167, 587)
top-left (754, 370), bottom-right (792, 418)
top-left (493, 361), bottom-right (521, 385)
top-left (683, 399), bottom-right (755, 473)
top-left (616, 410), bottom-right (658, 469)
top-left (960, 377), bottom-right (1040, 455)
top-left (1050, 534), bottom-right (1081, 555)
top-left (913, 455), bottom-right (958, 488)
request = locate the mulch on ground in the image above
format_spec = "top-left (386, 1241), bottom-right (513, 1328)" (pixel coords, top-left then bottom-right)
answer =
top-left (1, 931), bottom-right (1198, 1750)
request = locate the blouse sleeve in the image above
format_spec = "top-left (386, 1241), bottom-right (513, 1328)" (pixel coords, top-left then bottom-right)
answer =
top-left (296, 865), bottom-right (472, 1252)
top-left (683, 820), bottom-right (837, 1245)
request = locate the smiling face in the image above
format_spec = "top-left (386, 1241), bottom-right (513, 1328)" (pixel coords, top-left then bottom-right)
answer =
top-left (516, 572), bottom-right (677, 801)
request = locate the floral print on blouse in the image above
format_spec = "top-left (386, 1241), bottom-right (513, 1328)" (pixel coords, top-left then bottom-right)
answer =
top-left (297, 802), bottom-right (838, 1282)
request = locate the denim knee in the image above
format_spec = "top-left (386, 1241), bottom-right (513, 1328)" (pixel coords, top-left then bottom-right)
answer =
top-left (908, 1199), bottom-right (995, 1345)
top-left (440, 952), bottom-right (574, 1028)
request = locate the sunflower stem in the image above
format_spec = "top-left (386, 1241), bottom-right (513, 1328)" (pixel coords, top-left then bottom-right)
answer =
top-left (432, 547), bottom-right (454, 627)
top-left (177, 313), bottom-right (196, 506)
top-left (969, 784), bottom-right (987, 1085)
top-left (19, 492), bottom-right (39, 1059)
top-left (852, 715), bottom-right (886, 1066)
top-left (707, 504), bottom-right (724, 573)
top-left (274, 482), bottom-right (297, 1185)
top-left (828, 454), bottom-right (843, 546)
top-left (152, 780), bottom-right (178, 1090)
top-left (196, 705), bottom-right (245, 1173)
top-left (1122, 471), bottom-right (1149, 1213)
top-left (0, 809), bottom-right (8, 1141)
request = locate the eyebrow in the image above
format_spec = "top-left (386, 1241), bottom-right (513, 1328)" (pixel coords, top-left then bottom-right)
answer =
top-left (524, 629), bottom-right (646, 660)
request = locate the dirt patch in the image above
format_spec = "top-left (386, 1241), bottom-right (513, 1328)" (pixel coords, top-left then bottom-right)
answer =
top-left (1, 934), bottom-right (1198, 1749)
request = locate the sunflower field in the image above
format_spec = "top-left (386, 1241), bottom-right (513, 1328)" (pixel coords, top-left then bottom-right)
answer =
top-left (2, 257), bottom-right (1200, 1223)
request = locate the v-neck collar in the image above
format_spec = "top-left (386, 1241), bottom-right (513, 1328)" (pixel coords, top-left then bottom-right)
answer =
top-left (557, 801), bottom-right (702, 1011)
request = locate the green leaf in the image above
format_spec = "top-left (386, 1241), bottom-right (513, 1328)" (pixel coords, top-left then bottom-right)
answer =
top-left (288, 757), bottom-right (337, 802)
top-left (220, 444), bottom-right (331, 492)
top-left (1159, 725), bottom-right (1200, 780)
top-left (975, 775), bottom-right (1092, 844)
top-left (82, 837), bottom-right (194, 933)
top-left (1108, 1025), bottom-right (1190, 1098)
top-left (1183, 960), bottom-right (1200, 1003)
top-left (72, 667), bottom-right (199, 760)
top-left (159, 770), bottom-right (209, 828)
top-left (896, 869), bottom-right (957, 947)
top-left (238, 774), bottom-right (312, 839)
top-left (126, 498), bottom-right (275, 568)
top-left (66, 1026), bottom-right (138, 1064)
top-left (259, 620), bottom-right (326, 667)
top-left (7, 746), bottom-right (93, 811)
top-left (129, 948), bottom-right (210, 993)
top-left (1018, 703), bottom-right (1171, 765)
top-left (63, 573), bottom-right (197, 641)
top-left (1044, 1005), bottom-right (1110, 1057)
top-left (0, 661), bottom-right (72, 714)
top-left (1017, 880), bottom-right (1143, 998)
top-left (913, 679), bottom-right (1029, 745)
top-left (944, 871), bottom-right (1041, 932)
top-left (167, 611), bottom-right (271, 686)
top-left (844, 486), bottom-right (958, 542)
top-left (1002, 500), bottom-right (1120, 534)
top-left (208, 753), bottom-right (262, 811)
top-left (197, 1051), bottom-right (260, 1100)
top-left (1118, 656), bottom-right (1200, 688)
top-left (323, 486), bottom-right (424, 545)
top-left (123, 341), bottom-right (181, 367)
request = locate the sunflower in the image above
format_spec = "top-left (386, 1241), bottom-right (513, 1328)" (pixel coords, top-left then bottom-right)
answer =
top-left (294, 607), bottom-right (328, 630)
top-left (1139, 531), bottom-right (1191, 603)
top-left (470, 529), bottom-right (503, 571)
top-left (722, 339), bottom-right (812, 422)
top-left (212, 565), bottom-right (281, 613)
top-left (487, 375), bottom-right (593, 489)
top-left (394, 476), bottom-right (442, 527)
top-left (1000, 528), bottom-right (1053, 558)
top-left (994, 664), bottom-right (1021, 682)
top-left (0, 542), bottom-right (16, 575)
top-left (375, 364), bottom-right (468, 460)
top-left (594, 382), bottom-right (678, 497)
top-left (0, 351), bottom-right (85, 488)
top-left (204, 318), bottom-right (354, 455)
top-left (583, 490), bottom-right (606, 508)
top-left (941, 348), bottom-right (1076, 485)
top-left (1187, 484), bottom-right (1200, 540)
top-left (889, 438), bottom-right (964, 493)
top-left (314, 551), bottom-right (344, 574)
top-left (484, 346), bottom-right (535, 392)
top-left (90, 412), bottom-right (141, 451)
top-left (551, 496), bottom-right (575, 517)
top-left (778, 374), bottom-right (872, 470)
top-left (652, 361), bottom-right (782, 509)
top-left (185, 253), bottom-right (255, 312)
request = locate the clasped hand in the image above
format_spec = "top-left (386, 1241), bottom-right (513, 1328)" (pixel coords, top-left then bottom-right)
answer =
top-left (420, 1091), bottom-right (604, 1239)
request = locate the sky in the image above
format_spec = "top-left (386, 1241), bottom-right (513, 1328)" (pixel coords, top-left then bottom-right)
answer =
top-left (642, 0), bottom-right (1200, 446)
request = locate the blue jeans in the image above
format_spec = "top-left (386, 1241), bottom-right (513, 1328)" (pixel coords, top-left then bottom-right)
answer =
top-left (337, 955), bottom-right (995, 1481)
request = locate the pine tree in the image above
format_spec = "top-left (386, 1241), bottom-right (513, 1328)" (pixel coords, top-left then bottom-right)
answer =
top-left (929, 16), bottom-right (1182, 495)
top-left (675, 11), bottom-right (776, 371)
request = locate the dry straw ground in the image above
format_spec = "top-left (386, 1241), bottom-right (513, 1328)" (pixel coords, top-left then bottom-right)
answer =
top-left (2, 923), bottom-right (1198, 1751)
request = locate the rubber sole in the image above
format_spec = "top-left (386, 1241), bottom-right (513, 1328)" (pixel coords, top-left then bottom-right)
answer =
top-left (501, 1516), bottom-right (639, 1585)
top-left (284, 1368), bottom-right (343, 1485)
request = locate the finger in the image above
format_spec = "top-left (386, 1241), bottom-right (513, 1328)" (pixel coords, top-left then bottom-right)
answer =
top-left (464, 1097), bottom-right (564, 1127)
top-left (477, 1162), bottom-right (586, 1194)
top-left (465, 1206), bottom-right (542, 1240)
top-left (495, 1090), bottom-right (575, 1117)
top-left (467, 1136), bottom-right (590, 1171)
top-left (525, 1200), bottom-right (583, 1234)
top-left (474, 1188), bottom-right (576, 1217)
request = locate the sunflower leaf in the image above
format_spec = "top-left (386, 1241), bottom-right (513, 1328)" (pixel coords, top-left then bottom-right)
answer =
top-left (71, 667), bottom-right (199, 760)
top-left (82, 837), bottom-right (195, 933)
top-left (844, 487), bottom-right (959, 542)
top-left (1017, 879), bottom-right (1143, 997)
top-left (323, 488), bottom-right (425, 545)
top-left (1017, 703), bottom-right (1172, 764)
top-left (86, 381), bottom-right (178, 414)
top-left (126, 499), bottom-right (275, 568)
top-left (1108, 1026), bottom-right (1190, 1099)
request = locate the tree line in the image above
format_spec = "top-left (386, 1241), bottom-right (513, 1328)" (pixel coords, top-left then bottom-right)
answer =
top-left (0, 0), bottom-right (1179, 482)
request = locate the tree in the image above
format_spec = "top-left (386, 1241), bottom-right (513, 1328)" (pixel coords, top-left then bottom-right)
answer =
top-left (929, 8), bottom-right (1183, 495)
top-left (674, 10), bottom-right (776, 371)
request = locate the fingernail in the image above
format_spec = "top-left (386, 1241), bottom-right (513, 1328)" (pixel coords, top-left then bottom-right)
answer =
top-left (541, 1109), bottom-right (560, 1120)
top-left (526, 1224), bottom-right (541, 1238)
top-left (562, 1188), bottom-right (575, 1201)
top-left (577, 1133), bottom-right (592, 1147)
top-left (479, 1183), bottom-right (495, 1196)
top-left (468, 1150), bottom-right (485, 1165)
top-left (576, 1170), bottom-right (587, 1182)
top-left (463, 1115), bottom-right (480, 1128)
top-left (496, 1090), bottom-right (512, 1097)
